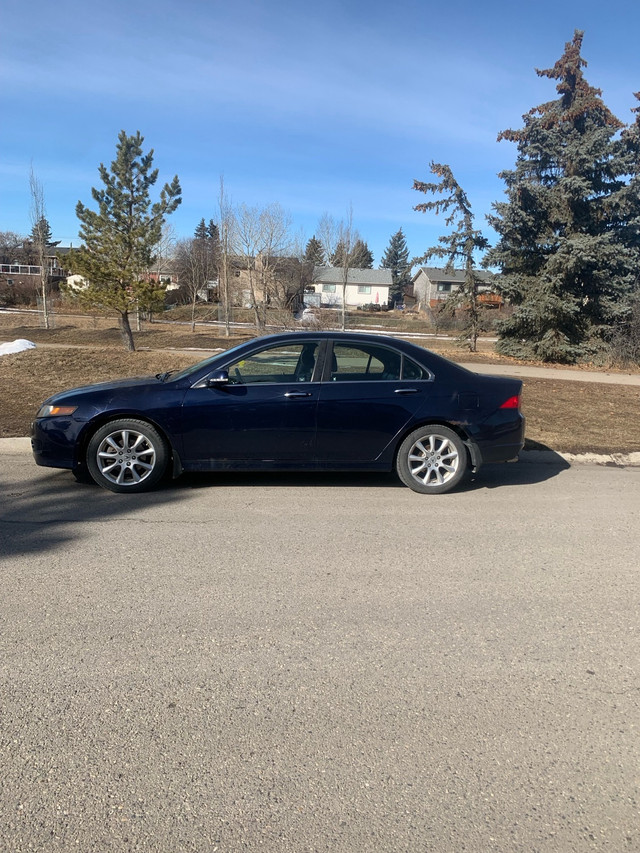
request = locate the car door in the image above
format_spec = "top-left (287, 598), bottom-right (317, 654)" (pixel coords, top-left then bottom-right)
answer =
top-left (180, 340), bottom-right (323, 465)
top-left (315, 341), bottom-right (431, 463)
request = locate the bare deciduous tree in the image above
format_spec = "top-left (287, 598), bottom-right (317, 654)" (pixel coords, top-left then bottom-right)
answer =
top-left (236, 202), bottom-right (295, 333)
top-left (257, 203), bottom-right (294, 313)
top-left (236, 203), bottom-right (264, 331)
top-left (316, 213), bottom-right (339, 267)
top-left (140, 223), bottom-right (176, 328)
top-left (0, 231), bottom-right (24, 259)
top-left (217, 177), bottom-right (234, 337)
top-left (29, 167), bottom-right (51, 329)
top-left (338, 208), bottom-right (356, 331)
top-left (315, 208), bottom-right (360, 330)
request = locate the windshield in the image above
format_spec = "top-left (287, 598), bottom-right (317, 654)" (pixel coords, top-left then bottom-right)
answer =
top-left (167, 340), bottom-right (251, 382)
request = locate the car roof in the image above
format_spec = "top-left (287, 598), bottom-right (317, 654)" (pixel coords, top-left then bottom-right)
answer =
top-left (242, 331), bottom-right (472, 376)
top-left (250, 330), bottom-right (417, 347)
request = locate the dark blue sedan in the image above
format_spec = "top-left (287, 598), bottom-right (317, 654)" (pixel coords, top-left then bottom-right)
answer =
top-left (31, 332), bottom-right (525, 494)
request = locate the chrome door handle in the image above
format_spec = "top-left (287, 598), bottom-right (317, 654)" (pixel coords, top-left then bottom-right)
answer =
top-left (284, 391), bottom-right (312, 398)
top-left (394, 388), bottom-right (419, 394)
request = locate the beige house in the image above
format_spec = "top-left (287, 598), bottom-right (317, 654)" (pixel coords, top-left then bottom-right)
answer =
top-left (409, 267), bottom-right (501, 310)
top-left (310, 267), bottom-right (392, 308)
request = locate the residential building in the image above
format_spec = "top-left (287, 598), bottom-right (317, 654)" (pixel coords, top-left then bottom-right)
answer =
top-left (0, 246), bottom-right (71, 300)
top-left (310, 267), bottom-right (392, 308)
top-left (409, 267), bottom-right (502, 310)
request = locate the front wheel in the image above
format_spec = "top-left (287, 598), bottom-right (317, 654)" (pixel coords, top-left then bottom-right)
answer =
top-left (86, 419), bottom-right (169, 493)
top-left (396, 425), bottom-right (468, 494)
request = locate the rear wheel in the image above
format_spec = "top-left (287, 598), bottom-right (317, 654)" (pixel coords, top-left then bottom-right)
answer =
top-left (86, 419), bottom-right (169, 493)
top-left (396, 425), bottom-right (468, 494)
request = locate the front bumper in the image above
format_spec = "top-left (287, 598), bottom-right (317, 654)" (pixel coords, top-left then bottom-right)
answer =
top-left (31, 417), bottom-right (85, 470)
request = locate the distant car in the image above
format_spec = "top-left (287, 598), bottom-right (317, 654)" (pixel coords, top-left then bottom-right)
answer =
top-left (297, 307), bottom-right (319, 324)
top-left (31, 332), bottom-right (524, 495)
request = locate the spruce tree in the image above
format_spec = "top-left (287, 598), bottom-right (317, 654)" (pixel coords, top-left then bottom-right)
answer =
top-left (207, 219), bottom-right (220, 249)
top-left (29, 217), bottom-right (54, 248)
top-left (486, 31), bottom-right (632, 362)
top-left (330, 238), bottom-right (373, 268)
top-left (614, 93), bottom-right (640, 277)
top-left (66, 130), bottom-right (181, 350)
top-left (193, 218), bottom-right (219, 280)
top-left (330, 240), bottom-right (347, 267)
top-left (349, 239), bottom-right (374, 268)
top-left (607, 93), bottom-right (640, 362)
top-left (304, 236), bottom-right (325, 266)
top-left (380, 228), bottom-right (412, 304)
top-left (194, 218), bottom-right (208, 243)
top-left (414, 163), bottom-right (489, 351)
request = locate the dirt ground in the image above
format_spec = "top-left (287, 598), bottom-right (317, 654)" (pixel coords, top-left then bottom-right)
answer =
top-left (1, 315), bottom-right (639, 453)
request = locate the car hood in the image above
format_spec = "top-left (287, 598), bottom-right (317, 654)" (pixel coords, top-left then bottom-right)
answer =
top-left (44, 375), bottom-right (161, 405)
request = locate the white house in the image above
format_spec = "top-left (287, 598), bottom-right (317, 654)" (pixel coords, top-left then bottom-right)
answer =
top-left (310, 267), bottom-right (392, 308)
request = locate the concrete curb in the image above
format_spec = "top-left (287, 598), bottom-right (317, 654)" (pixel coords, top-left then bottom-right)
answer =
top-left (1, 437), bottom-right (32, 453)
top-left (2, 437), bottom-right (639, 468)
top-left (518, 450), bottom-right (640, 468)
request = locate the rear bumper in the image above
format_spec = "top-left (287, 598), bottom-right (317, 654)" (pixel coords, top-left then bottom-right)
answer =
top-left (474, 414), bottom-right (525, 466)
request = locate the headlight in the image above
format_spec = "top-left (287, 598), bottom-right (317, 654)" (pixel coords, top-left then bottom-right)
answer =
top-left (36, 405), bottom-right (78, 418)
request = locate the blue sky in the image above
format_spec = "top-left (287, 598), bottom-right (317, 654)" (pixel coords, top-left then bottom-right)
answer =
top-left (1, 0), bottom-right (639, 264)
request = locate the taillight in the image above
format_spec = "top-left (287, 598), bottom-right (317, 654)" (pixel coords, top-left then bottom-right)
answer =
top-left (499, 395), bottom-right (520, 410)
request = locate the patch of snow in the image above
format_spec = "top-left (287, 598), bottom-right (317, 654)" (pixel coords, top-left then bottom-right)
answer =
top-left (0, 339), bottom-right (37, 356)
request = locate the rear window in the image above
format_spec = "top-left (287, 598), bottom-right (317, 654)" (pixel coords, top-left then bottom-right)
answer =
top-left (402, 357), bottom-right (429, 380)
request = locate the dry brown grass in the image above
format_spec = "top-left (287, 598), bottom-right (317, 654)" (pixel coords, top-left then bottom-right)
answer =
top-left (0, 319), bottom-right (251, 352)
top-left (0, 348), bottom-right (204, 438)
top-left (1, 318), bottom-right (638, 453)
top-left (520, 378), bottom-right (639, 454)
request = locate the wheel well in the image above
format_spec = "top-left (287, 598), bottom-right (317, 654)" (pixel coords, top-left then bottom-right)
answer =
top-left (74, 414), bottom-right (178, 474)
top-left (393, 421), bottom-right (478, 470)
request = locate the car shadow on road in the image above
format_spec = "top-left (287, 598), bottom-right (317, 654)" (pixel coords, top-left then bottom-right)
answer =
top-left (1, 453), bottom-right (570, 561)
top-left (172, 452), bottom-right (570, 493)
top-left (174, 470), bottom-right (406, 490)
top-left (0, 468), bottom-right (185, 563)
top-left (465, 455), bottom-right (571, 491)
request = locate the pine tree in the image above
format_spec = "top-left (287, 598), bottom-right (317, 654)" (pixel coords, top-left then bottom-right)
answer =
top-left (66, 131), bottom-right (181, 350)
top-left (414, 163), bottom-right (489, 351)
top-left (486, 31), bottom-right (632, 363)
top-left (304, 236), bottom-right (325, 266)
top-left (380, 228), bottom-right (412, 304)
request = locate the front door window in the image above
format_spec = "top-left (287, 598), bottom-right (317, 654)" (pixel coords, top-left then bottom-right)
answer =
top-left (226, 342), bottom-right (319, 385)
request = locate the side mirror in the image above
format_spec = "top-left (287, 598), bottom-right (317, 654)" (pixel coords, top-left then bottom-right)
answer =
top-left (206, 369), bottom-right (229, 387)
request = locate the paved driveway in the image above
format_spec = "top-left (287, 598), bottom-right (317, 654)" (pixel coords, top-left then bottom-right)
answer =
top-left (1, 452), bottom-right (639, 852)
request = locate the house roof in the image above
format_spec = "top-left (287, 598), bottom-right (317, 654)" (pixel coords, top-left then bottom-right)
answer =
top-left (413, 266), bottom-right (493, 284)
top-left (313, 266), bottom-right (392, 286)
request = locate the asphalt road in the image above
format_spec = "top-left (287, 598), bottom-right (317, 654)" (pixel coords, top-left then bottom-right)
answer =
top-left (1, 452), bottom-right (639, 852)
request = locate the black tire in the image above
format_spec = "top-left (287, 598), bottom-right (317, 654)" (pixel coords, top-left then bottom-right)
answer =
top-left (396, 425), bottom-right (468, 494)
top-left (86, 419), bottom-right (169, 494)
top-left (72, 465), bottom-right (95, 485)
